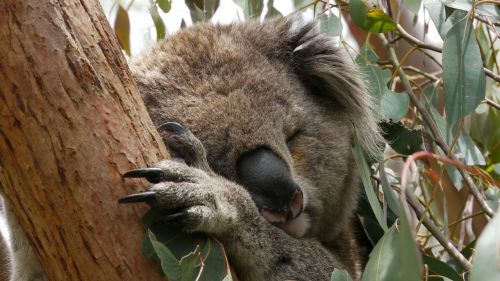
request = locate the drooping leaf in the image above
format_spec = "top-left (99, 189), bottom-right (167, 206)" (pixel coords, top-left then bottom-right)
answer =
top-left (353, 138), bottom-right (388, 231)
top-left (148, 230), bottom-right (182, 280)
top-left (142, 210), bottom-right (230, 280)
top-left (264, 0), bottom-right (282, 18)
top-left (114, 5), bottom-right (131, 55)
top-left (443, 0), bottom-right (500, 20)
top-left (403, 0), bottom-right (422, 15)
top-left (423, 255), bottom-right (464, 281)
top-left (443, 15), bottom-right (486, 125)
top-left (361, 218), bottom-right (422, 281)
top-left (234, 0), bottom-right (263, 19)
top-left (470, 210), bottom-right (500, 281)
top-left (186, 0), bottom-right (220, 22)
top-left (150, 3), bottom-right (167, 40)
top-left (356, 44), bottom-right (409, 122)
top-left (157, 0), bottom-right (172, 13)
top-left (381, 91), bottom-right (410, 122)
top-left (379, 161), bottom-right (401, 216)
top-left (331, 268), bottom-right (353, 281)
top-left (318, 13), bottom-right (342, 37)
top-left (381, 122), bottom-right (423, 155)
top-left (349, 0), bottom-right (396, 33)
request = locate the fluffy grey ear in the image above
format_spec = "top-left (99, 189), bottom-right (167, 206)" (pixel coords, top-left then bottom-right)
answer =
top-left (284, 17), bottom-right (383, 158)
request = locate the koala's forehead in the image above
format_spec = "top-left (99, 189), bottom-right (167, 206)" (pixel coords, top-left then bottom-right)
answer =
top-left (130, 23), bottom-right (308, 175)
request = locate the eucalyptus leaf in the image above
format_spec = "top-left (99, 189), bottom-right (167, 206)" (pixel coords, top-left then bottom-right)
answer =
top-left (349, 0), bottom-right (396, 33)
top-left (264, 0), bottom-right (282, 18)
top-left (353, 138), bottom-right (388, 231)
top-left (443, 0), bottom-right (500, 20)
top-left (148, 230), bottom-right (182, 280)
top-left (470, 210), bottom-right (500, 281)
top-left (381, 91), bottom-right (409, 122)
top-left (379, 161), bottom-right (401, 216)
top-left (331, 268), bottom-right (353, 281)
top-left (150, 3), bottom-right (166, 40)
top-left (157, 0), bottom-right (172, 13)
top-left (403, 0), bottom-right (422, 15)
top-left (381, 122), bottom-right (423, 155)
top-left (318, 13), bottom-right (342, 37)
top-left (443, 15), bottom-right (485, 125)
top-left (361, 219), bottom-right (422, 281)
top-left (423, 255), bottom-right (463, 281)
top-left (114, 5), bottom-right (131, 55)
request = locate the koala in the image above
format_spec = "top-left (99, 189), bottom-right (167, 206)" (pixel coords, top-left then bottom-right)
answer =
top-left (0, 16), bottom-right (381, 281)
top-left (123, 16), bottom-right (382, 281)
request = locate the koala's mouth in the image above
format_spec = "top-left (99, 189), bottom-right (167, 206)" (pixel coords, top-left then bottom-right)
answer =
top-left (259, 190), bottom-right (304, 225)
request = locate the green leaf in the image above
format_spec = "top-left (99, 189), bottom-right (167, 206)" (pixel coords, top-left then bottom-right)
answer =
top-left (331, 268), bottom-right (353, 281)
top-left (470, 210), bottom-right (500, 281)
top-left (179, 248), bottom-right (200, 281)
top-left (379, 161), bottom-right (401, 216)
top-left (264, 0), bottom-right (282, 18)
top-left (423, 255), bottom-right (464, 281)
top-left (353, 138), bottom-right (388, 231)
top-left (185, 0), bottom-right (220, 22)
top-left (403, 0), bottom-right (422, 15)
top-left (443, 0), bottom-right (500, 20)
top-left (361, 218), bottom-right (422, 281)
top-left (143, 213), bottom-right (230, 280)
top-left (381, 91), bottom-right (409, 122)
top-left (114, 5), bottom-right (131, 56)
top-left (234, 0), bottom-right (263, 19)
top-left (349, 0), bottom-right (396, 33)
top-left (356, 44), bottom-right (409, 122)
top-left (443, 15), bottom-right (486, 125)
top-left (150, 4), bottom-right (166, 40)
top-left (148, 230), bottom-right (182, 280)
top-left (318, 13), bottom-right (342, 37)
top-left (157, 0), bottom-right (172, 13)
top-left (381, 122), bottom-right (423, 155)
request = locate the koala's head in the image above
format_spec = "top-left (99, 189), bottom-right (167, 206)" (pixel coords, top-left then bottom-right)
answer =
top-left (130, 17), bottom-right (382, 239)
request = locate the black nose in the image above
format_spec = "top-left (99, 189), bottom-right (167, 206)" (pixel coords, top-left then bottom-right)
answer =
top-left (237, 148), bottom-right (303, 218)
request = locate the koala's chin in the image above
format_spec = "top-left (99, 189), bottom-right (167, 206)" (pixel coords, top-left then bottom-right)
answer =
top-left (274, 212), bottom-right (311, 238)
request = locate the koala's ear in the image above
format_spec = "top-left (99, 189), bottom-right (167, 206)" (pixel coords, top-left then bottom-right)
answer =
top-left (276, 16), bottom-right (383, 158)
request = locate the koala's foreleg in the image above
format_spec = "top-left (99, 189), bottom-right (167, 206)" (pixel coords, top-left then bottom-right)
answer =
top-left (0, 188), bottom-right (48, 281)
top-left (120, 123), bottom-right (346, 281)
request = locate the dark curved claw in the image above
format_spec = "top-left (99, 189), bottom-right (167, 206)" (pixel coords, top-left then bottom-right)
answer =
top-left (123, 168), bottom-right (163, 183)
top-left (161, 211), bottom-right (187, 222)
top-left (158, 122), bottom-right (185, 134)
top-left (118, 191), bottom-right (156, 204)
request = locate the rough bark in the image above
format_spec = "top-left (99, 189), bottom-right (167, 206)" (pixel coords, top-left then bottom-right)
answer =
top-left (0, 0), bottom-right (169, 280)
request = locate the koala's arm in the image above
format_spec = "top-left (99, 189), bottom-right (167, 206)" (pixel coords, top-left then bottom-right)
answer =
top-left (120, 123), bottom-right (342, 281)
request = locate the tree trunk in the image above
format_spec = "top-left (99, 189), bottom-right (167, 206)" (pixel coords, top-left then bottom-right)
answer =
top-left (0, 0), bottom-right (169, 280)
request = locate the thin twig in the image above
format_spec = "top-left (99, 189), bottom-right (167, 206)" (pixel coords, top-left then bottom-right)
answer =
top-left (401, 151), bottom-right (473, 271)
top-left (378, 34), bottom-right (495, 218)
top-left (483, 98), bottom-right (500, 109)
top-left (397, 24), bottom-right (500, 82)
top-left (396, 24), bottom-right (443, 53)
top-left (475, 15), bottom-right (500, 26)
top-left (483, 67), bottom-right (500, 82)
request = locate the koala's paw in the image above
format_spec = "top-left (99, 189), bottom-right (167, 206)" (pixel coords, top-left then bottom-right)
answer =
top-left (121, 160), bottom-right (244, 234)
top-left (120, 122), bottom-right (255, 235)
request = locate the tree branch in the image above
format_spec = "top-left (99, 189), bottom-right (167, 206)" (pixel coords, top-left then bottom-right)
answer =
top-left (378, 34), bottom-right (495, 218)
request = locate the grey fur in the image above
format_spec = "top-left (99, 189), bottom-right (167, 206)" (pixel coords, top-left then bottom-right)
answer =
top-left (129, 17), bottom-right (382, 280)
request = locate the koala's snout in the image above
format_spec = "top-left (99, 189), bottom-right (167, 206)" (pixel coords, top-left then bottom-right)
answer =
top-left (236, 147), bottom-right (303, 224)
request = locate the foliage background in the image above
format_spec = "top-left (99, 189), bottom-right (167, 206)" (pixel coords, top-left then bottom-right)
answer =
top-left (103, 0), bottom-right (500, 280)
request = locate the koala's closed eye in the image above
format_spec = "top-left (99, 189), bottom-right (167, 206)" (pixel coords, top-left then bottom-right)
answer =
top-left (286, 130), bottom-right (302, 149)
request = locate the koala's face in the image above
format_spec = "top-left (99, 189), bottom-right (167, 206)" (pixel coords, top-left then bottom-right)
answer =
top-left (131, 19), bottom-right (380, 239)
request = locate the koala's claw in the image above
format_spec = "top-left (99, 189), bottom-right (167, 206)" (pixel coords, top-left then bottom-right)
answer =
top-left (123, 168), bottom-right (163, 183)
top-left (158, 122), bottom-right (185, 134)
top-left (118, 191), bottom-right (156, 203)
